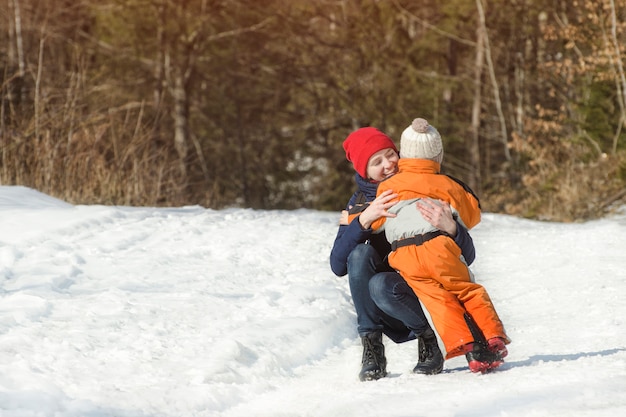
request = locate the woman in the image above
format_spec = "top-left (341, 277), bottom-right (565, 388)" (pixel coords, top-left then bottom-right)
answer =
top-left (329, 127), bottom-right (478, 381)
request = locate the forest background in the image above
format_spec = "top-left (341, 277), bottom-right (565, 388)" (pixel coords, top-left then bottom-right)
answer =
top-left (2, 0), bottom-right (626, 222)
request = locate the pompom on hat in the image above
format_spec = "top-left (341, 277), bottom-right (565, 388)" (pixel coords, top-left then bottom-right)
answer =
top-left (400, 118), bottom-right (444, 164)
top-left (343, 127), bottom-right (398, 178)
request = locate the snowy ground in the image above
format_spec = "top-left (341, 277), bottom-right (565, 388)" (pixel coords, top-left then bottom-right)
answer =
top-left (0, 185), bottom-right (625, 417)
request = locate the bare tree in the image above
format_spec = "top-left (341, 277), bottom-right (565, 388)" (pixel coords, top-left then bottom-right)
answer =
top-left (607, 0), bottom-right (626, 154)
top-left (476, 0), bottom-right (510, 162)
top-left (470, 1), bottom-right (485, 192)
top-left (5, 0), bottom-right (25, 109)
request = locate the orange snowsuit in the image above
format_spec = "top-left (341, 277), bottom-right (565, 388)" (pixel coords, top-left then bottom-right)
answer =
top-left (371, 159), bottom-right (508, 359)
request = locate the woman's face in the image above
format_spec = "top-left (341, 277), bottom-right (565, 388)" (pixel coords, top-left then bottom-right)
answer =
top-left (366, 148), bottom-right (399, 182)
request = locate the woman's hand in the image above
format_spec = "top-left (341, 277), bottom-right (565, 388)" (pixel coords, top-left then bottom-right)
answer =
top-left (358, 189), bottom-right (398, 229)
top-left (339, 210), bottom-right (350, 225)
top-left (416, 199), bottom-right (458, 237)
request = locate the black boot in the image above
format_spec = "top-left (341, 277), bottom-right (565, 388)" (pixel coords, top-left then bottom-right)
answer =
top-left (359, 331), bottom-right (387, 381)
top-left (413, 328), bottom-right (444, 375)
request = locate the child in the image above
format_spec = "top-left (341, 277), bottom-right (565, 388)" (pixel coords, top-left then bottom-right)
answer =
top-left (370, 118), bottom-right (510, 373)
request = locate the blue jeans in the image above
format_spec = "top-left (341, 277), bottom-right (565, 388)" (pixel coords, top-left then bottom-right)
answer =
top-left (347, 244), bottom-right (430, 342)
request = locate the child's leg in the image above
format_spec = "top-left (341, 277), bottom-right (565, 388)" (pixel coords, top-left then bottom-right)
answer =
top-left (423, 239), bottom-right (509, 344)
top-left (456, 284), bottom-right (508, 342)
top-left (401, 276), bottom-right (475, 359)
top-left (389, 247), bottom-right (475, 358)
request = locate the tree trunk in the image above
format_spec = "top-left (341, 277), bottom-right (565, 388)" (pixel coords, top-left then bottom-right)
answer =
top-left (608, 0), bottom-right (626, 155)
top-left (470, 2), bottom-right (486, 193)
top-left (172, 70), bottom-right (189, 177)
top-left (154, 2), bottom-right (166, 113)
top-left (6, 0), bottom-right (25, 108)
top-left (476, 0), bottom-right (510, 162)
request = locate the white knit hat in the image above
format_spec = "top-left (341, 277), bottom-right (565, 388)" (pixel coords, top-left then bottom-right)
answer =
top-left (400, 118), bottom-right (444, 164)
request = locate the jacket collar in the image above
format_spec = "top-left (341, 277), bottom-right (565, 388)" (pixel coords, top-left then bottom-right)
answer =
top-left (398, 159), bottom-right (441, 174)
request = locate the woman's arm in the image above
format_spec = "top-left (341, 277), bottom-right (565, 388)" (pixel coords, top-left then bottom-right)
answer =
top-left (359, 189), bottom-right (398, 230)
top-left (330, 189), bottom-right (399, 275)
top-left (329, 219), bottom-right (372, 276)
top-left (453, 223), bottom-right (475, 265)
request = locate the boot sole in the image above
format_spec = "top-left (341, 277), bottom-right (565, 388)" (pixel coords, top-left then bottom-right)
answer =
top-left (468, 359), bottom-right (503, 374)
top-left (359, 370), bottom-right (387, 381)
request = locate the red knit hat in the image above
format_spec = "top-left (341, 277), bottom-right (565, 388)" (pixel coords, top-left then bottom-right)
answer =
top-left (343, 127), bottom-right (398, 178)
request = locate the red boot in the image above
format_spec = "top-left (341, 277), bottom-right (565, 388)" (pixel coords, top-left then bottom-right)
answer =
top-left (464, 342), bottom-right (503, 373)
top-left (487, 337), bottom-right (508, 359)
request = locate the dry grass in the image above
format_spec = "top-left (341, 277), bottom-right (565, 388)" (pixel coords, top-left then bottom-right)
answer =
top-left (0, 108), bottom-right (190, 207)
top-left (483, 127), bottom-right (626, 221)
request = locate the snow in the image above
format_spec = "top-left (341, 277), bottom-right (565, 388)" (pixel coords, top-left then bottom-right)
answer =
top-left (1, 185), bottom-right (625, 417)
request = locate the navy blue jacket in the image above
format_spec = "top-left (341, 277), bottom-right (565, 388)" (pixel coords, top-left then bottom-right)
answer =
top-left (330, 174), bottom-right (476, 277)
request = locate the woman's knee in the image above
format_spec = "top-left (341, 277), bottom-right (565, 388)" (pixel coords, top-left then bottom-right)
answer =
top-left (347, 244), bottom-right (379, 275)
top-left (347, 244), bottom-right (380, 289)
top-left (369, 273), bottom-right (399, 301)
top-left (371, 273), bottom-right (418, 301)
top-left (347, 243), bottom-right (377, 265)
